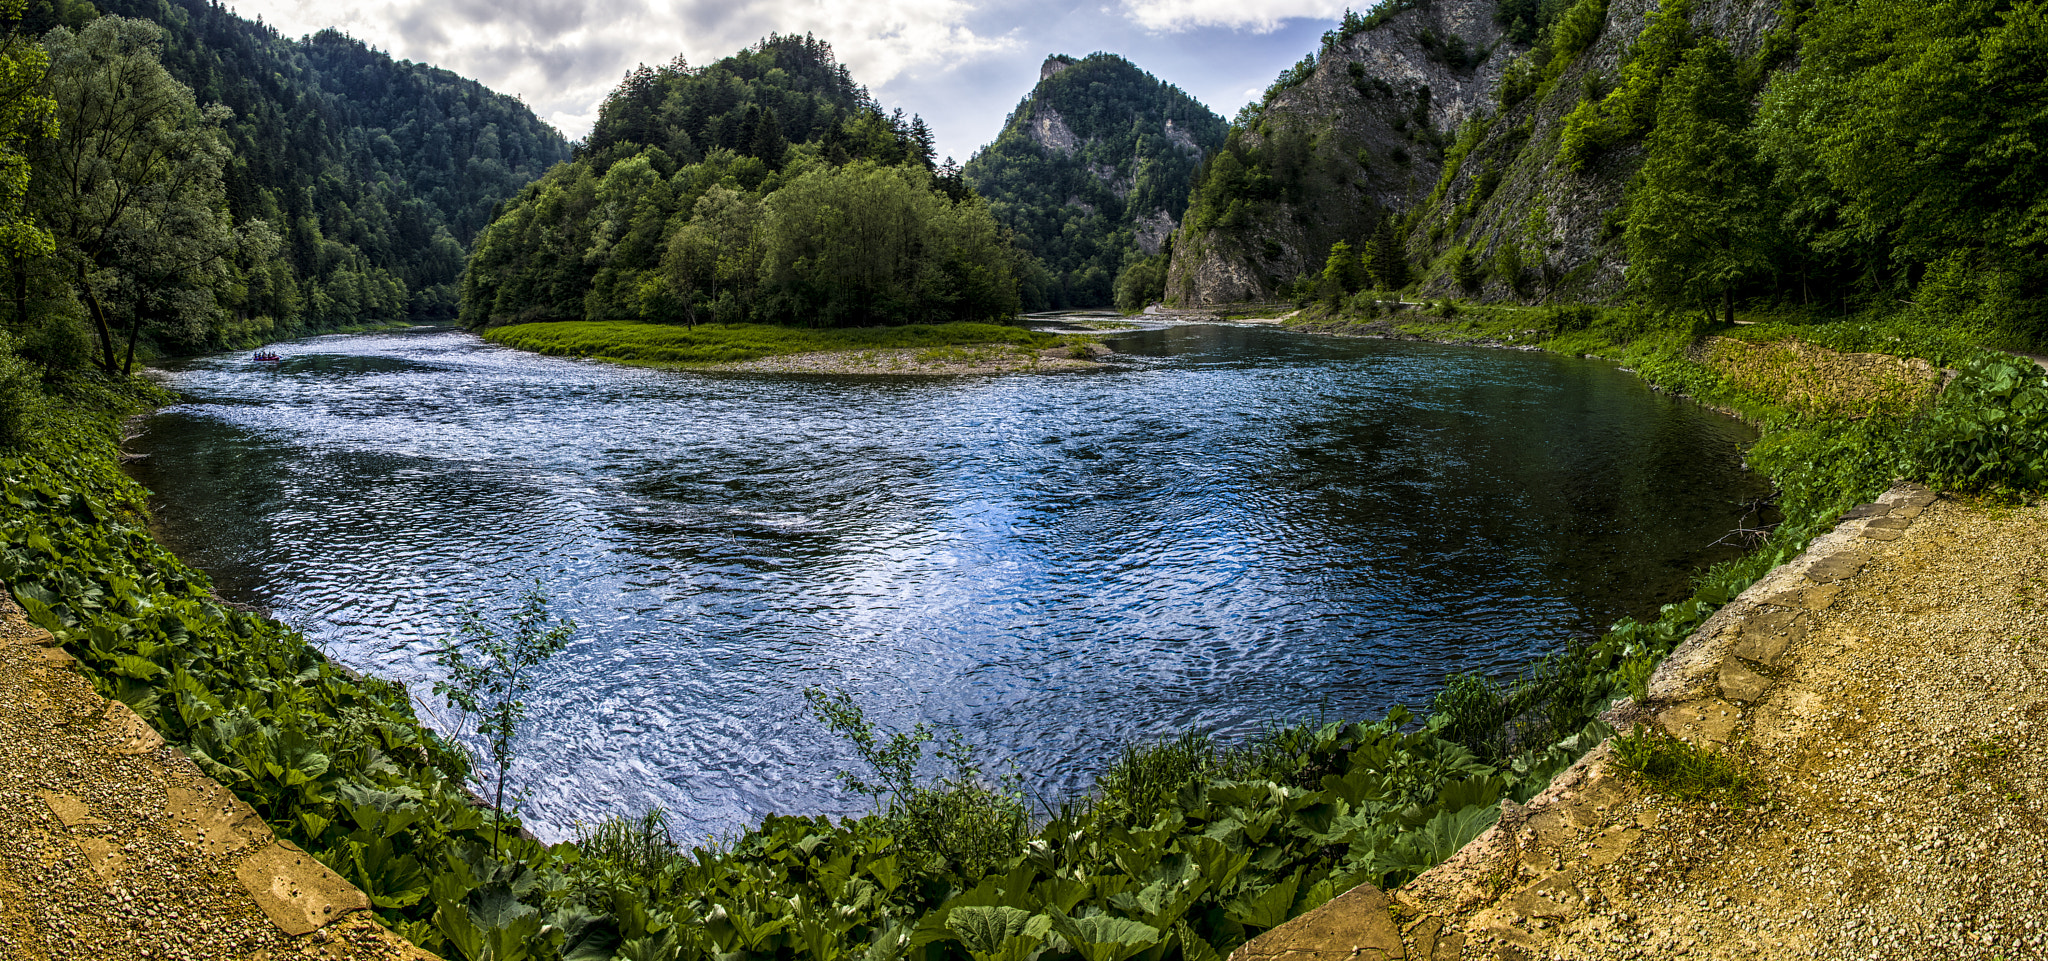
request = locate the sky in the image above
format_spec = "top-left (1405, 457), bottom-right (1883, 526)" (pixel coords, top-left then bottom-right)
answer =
top-left (222, 0), bottom-right (1359, 163)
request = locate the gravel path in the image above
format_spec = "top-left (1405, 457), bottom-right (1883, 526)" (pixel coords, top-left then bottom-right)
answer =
top-left (0, 598), bottom-right (435, 960)
top-left (1238, 487), bottom-right (2048, 961)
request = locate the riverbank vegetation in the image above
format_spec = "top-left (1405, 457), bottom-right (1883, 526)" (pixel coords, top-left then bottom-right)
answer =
top-left (8, 305), bottom-right (2047, 961)
top-left (484, 320), bottom-right (1064, 367)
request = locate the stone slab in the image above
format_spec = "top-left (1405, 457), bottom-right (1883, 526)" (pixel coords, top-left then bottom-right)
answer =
top-left (234, 841), bottom-right (370, 937)
top-left (35, 646), bottom-right (78, 669)
top-left (1864, 516), bottom-right (1912, 531)
top-left (1839, 503), bottom-right (1890, 521)
top-left (1861, 528), bottom-right (1905, 542)
top-left (167, 779), bottom-right (273, 858)
top-left (1803, 552), bottom-right (1870, 584)
top-left (1759, 582), bottom-right (1844, 610)
top-left (1229, 882), bottom-right (1405, 961)
top-left (76, 837), bottom-right (126, 884)
top-left (1657, 698), bottom-right (1741, 747)
top-left (1720, 660), bottom-right (1773, 703)
top-left (1733, 611), bottom-right (1804, 667)
top-left (37, 790), bottom-right (96, 829)
top-left (1507, 874), bottom-right (1581, 921)
top-left (98, 700), bottom-right (164, 755)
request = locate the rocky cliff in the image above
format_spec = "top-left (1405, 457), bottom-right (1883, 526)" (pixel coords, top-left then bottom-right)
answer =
top-left (1166, 0), bottom-right (1783, 306)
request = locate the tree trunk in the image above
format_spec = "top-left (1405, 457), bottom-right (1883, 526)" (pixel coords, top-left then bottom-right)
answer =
top-left (122, 307), bottom-right (142, 376)
top-left (80, 269), bottom-right (118, 375)
top-left (1723, 287), bottom-right (1734, 327)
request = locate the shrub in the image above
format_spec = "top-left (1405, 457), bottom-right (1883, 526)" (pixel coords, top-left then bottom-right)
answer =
top-left (0, 335), bottom-right (41, 449)
top-left (1915, 356), bottom-right (2048, 494)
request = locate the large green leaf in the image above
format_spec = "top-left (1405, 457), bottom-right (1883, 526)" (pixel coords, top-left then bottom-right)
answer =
top-left (947, 905), bottom-right (1052, 961)
top-left (1044, 907), bottom-right (1162, 961)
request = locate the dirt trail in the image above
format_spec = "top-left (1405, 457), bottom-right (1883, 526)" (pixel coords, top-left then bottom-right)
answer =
top-left (0, 596), bottom-right (435, 960)
top-left (1236, 485), bottom-right (2048, 961)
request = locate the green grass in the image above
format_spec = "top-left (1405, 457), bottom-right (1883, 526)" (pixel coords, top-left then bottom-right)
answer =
top-left (483, 320), bottom-right (1061, 366)
top-left (1612, 725), bottom-right (1760, 806)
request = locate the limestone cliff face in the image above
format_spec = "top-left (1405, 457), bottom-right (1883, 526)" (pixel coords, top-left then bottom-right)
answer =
top-left (1407, 0), bottom-right (1782, 303)
top-left (1026, 104), bottom-right (1082, 156)
top-left (1165, 0), bottom-right (1784, 306)
top-left (1167, 0), bottom-right (1519, 305)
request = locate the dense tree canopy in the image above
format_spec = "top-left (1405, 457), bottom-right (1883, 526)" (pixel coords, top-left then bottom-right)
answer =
top-left (461, 37), bottom-right (1019, 330)
top-left (0, 0), bottom-right (567, 355)
top-left (1624, 40), bottom-right (1777, 322)
top-left (1614, 0), bottom-right (2048, 344)
top-left (581, 33), bottom-right (934, 173)
top-left (964, 53), bottom-right (1226, 310)
top-left (30, 17), bottom-right (266, 373)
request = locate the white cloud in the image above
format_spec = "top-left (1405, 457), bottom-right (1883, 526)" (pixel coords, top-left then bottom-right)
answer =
top-left (1119, 0), bottom-right (1347, 32)
top-left (224, 0), bottom-right (1013, 140)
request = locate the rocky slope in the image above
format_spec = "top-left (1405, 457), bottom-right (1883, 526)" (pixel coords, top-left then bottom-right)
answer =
top-left (1165, 0), bottom-right (1782, 306)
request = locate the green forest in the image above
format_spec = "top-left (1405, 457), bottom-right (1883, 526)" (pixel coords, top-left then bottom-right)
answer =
top-left (0, 0), bottom-right (567, 375)
top-left (459, 36), bottom-right (1023, 330)
top-left (963, 53), bottom-right (1226, 311)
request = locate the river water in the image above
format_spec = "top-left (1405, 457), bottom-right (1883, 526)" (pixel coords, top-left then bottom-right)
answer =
top-left (133, 322), bottom-right (1770, 840)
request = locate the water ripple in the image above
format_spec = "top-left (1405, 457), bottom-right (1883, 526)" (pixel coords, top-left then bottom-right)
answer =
top-left (134, 323), bottom-right (1770, 841)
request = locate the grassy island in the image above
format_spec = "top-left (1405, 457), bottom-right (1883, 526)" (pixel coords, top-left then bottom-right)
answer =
top-left (483, 320), bottom-right (1100, 374)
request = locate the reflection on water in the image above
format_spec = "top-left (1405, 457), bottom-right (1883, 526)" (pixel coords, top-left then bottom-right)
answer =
top-left (134, 323), bottom-right (1770, 840)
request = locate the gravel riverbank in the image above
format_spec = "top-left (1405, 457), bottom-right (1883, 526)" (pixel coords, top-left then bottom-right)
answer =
top-left (1235, 489), bottom-right (2048, 961)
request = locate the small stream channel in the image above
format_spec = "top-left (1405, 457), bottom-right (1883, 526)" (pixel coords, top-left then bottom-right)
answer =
top-left (132, 321), bottom-right (1771, 840)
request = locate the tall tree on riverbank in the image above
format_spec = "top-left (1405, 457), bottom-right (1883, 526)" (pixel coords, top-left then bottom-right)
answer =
top-left (30, 17), bottom-right (271, 374)
top-left (1626, 40), bottom-right (1778, 325)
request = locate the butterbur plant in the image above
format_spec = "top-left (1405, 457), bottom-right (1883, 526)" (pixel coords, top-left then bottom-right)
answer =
top-left (435, 581), bottom-right (575, 843)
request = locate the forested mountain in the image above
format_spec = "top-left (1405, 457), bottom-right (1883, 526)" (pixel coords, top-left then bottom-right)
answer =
top-left (460, 35), bottom-right (1021, 329)
top-left (1, 0), bottom-right (568, 369)
top-left (1167, 0), bottom-right (2048, 350)
top-left (963, 53), bottom-right (1226, 311)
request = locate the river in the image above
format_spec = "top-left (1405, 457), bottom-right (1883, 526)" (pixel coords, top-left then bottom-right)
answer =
top-left (132, 322), bottom-right (1771, 840)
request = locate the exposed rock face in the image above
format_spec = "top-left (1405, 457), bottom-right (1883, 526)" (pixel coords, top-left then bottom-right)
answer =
top-left (1133, 209), bottom-right (1178, 256)
top-left (1167, 0), bottom-right (1519, 305)
top-left (1040, 55), bottom-right (1072, 82)
top-left (1161, 119), bottom-right (1201, 154)
top-left (1026, 104), bottom-right (1081, 156)
top-left (1407, 0), bottom-right (1783, 303)
top-left (1166, 0), bottom-right (1785, 307)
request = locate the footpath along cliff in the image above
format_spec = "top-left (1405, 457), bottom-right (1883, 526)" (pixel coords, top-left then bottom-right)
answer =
top-left (1232, 485), bottom-right (2048, 960)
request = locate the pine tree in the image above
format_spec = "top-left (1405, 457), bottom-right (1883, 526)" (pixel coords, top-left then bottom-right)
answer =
top-left (750, 106), bottom-right (787, 168)
top-left (908, 115), bottom-right (936, 170)
top-left (1369, 217), bottom-right (1410, 290)
top-left (1625, 40), bottom-right (1777, 324)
